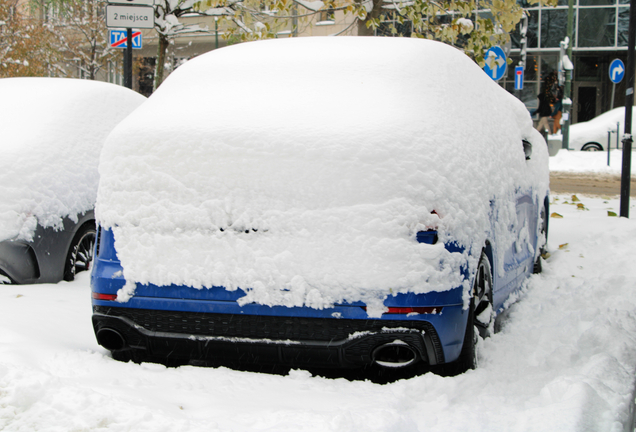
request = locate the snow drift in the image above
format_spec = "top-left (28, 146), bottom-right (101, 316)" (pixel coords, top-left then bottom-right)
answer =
top-left (96, 37), bottom-right (549, 309)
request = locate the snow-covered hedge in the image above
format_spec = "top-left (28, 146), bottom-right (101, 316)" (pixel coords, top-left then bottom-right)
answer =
top-left (96, 37), bottom-right (549, 313)
top-left (0, 78), bottom-right (145, 242)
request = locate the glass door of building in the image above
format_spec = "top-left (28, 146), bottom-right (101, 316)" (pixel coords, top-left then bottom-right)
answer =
top-left (573, 82), bottom-right (602, 124)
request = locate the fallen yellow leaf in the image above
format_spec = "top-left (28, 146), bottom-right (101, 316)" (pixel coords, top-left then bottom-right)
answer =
top-left (608, 211), bottom-right (617, 217)
top-left (559, 243), bottom-right (569, 249)
top-left (571, 195), bottom-right (580, 202)
top-left (551, 212), bottom-right (563, 218)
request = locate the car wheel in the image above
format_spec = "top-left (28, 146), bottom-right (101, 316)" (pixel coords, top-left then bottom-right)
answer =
top-left (451, 251), bottom-right (493, 374)
top-left (63, 222), bottom-right (96, 281)
top-left (0, 269), bottom-right (15, 285)
top-left (534, 204), bottom-right (548, 274)
top-left (581, 142), bottom-right (603, 151)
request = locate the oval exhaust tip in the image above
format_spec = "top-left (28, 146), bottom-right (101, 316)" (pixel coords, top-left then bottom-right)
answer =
top-left (96, 328), bottom-right (126, 351)
top-left (372, 341), bottom-right (418, 368)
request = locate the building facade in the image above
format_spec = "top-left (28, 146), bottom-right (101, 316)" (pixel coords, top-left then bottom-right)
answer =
top-left (503, 0), bottom-right (630, 123)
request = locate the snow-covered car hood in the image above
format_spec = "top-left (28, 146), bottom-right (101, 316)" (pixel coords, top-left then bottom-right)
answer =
top-left (0, 78), bottom-right (145, 242)
top-left (97, 37), bottom-right (549, 313)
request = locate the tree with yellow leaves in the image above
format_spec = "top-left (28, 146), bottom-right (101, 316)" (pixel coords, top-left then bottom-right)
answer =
top-left (0, 0), bottom-right (58, 77)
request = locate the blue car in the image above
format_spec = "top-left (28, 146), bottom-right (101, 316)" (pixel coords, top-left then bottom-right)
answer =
top-left (91, 37), bottom-right (550, 375)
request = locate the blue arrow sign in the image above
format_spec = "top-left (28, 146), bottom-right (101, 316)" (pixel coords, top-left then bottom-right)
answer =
top-left (609, 59), bottom-right (625, 84)
top-left (109, 29), bottom-right (142, 49)
top-left (483, 46), bottom-right (507, 81)
top-left (514, 66), bottom-right (524, 90)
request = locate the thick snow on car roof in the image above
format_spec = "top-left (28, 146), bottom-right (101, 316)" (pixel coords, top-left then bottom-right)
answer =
top-left (0, 78), bottom-right (145, 242)
top-left (97, 37), bottom-right (549, 313)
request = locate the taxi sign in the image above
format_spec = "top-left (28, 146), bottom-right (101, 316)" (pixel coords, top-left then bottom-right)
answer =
top-left (109, 29), bottom-right (142, 49)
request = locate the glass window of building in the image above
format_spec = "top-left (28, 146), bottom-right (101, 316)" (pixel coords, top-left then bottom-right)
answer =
top-left (578, 8), bottom-right (615, 47)
top-left (540, 9), bottom-right (568, 48)
top-left (579, 0), bottom-right (615, 5)
top-left (510, 10), bottom-right (539, 49)
top-left (618, 7), bottom-right (630, 46)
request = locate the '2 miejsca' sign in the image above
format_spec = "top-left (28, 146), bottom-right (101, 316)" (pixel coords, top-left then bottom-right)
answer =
top-left (106, 5), bottom-right (154, 29)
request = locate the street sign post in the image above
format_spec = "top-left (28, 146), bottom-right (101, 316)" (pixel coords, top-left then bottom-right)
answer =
top-left (610, 59), bottom-right (625, 84)
top-left (483, 46), bottom-right (507, 81)
top-left (620, 0), bottom-right (636, 218)
top-left (109, 29), bottom-right (142, 49)
top-left (106, 1), bottom-right (154, 90)
top-left (108, 0), bottom-right (153, 4)
top-left (106, 5), bottom-right (154, 29)
top-left (609, 58), bottom-right (625, 110)
top-left (514, 66), bottom-right (524, 90)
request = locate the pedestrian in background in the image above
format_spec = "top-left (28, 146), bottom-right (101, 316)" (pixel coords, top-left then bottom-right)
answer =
top-left (551, 85), bottom-right (563, 134)
top-left (535, 86), bottom-right (553, 134)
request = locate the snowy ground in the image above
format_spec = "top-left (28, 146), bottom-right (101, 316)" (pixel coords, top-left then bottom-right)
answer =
top-left (1, 151), bottom-right (636, 431)
top-left (550, 148), bottom-right (636, 176)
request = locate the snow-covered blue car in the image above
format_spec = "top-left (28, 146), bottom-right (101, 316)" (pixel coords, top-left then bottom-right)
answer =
top-left (91, 37), bottom-right (550, 375)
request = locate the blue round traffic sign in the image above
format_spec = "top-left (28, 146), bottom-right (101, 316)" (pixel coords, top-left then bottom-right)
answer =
top-left (483, 46), bottom-right (507, 81)
top-left (609, 59), bottom-right (625, 84)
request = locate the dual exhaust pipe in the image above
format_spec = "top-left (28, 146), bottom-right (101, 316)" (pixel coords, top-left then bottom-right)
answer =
top-left (372, 340), bottom-right (419, 368)
top-left (97, 327), bottom-right (421, 369)
top-left (96, 327), bottom-right (126, 351)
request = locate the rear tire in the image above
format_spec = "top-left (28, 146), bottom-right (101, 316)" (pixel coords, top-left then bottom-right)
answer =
top-left (446, 251), bottom-right (493, 375)
top-left (63, 222), bottom-right (96, 281)
top-left (0, 269), bottom-right (15, 285)
top-left (534, 202), bottom-right (548, 274)
top-left (581, 142), bottom-right (603, 151)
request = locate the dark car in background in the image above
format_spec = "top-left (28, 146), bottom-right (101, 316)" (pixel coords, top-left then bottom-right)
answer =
top-left (0, 78), bottom-right (145, 284)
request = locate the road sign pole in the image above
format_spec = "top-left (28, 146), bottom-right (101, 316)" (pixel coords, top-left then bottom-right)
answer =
top-left (620, 0), bottom-right (635, 218)
top-left (562, 0), bottom-right (574, 150)
top-left (124, 27), bottom-right (133, 89)
top-left (106, 2), bottom-right (154, 89)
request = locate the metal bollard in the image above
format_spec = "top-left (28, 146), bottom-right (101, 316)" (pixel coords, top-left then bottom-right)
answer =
top-left (608, 131), bottom-right (612, 166)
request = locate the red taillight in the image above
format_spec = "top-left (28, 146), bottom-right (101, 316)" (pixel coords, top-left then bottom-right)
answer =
top-left (362, 306), bottom-right (443, 315)
top-left (92, 292), bottom-right (117, 301)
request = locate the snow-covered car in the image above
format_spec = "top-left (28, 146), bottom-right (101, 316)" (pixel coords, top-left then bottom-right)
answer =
top-left (553, 107), bottom-right (635, 151)
top-left (0, 78), bottom-right (145, 285)
top-left (91, 37), bottom-right (550, 375)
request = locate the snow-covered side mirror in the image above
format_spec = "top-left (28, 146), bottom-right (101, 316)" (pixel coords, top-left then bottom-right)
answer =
top-left (523, 139), bottom-right (532, 160)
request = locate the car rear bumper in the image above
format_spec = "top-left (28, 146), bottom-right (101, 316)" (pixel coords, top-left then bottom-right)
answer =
top-left (91, 304), bottom-right (469, 369)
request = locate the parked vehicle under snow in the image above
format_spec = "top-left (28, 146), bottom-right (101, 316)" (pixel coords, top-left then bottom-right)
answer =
top-left (0, 78), bottom-right (145, 284)
top-left (550, 106), bottom-right (636, 151)
top-left (91, 37), bottom-right (550, 375)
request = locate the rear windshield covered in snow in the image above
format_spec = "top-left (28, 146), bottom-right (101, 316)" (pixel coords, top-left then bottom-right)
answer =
top-left (97, 37), bottom-right (549, 313)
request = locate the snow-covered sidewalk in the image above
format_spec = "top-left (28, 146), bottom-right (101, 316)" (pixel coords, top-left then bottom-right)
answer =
top-left (1, 192), bottom-right (635, 431)
top-left (550, 148), bottom-right (636, 176)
